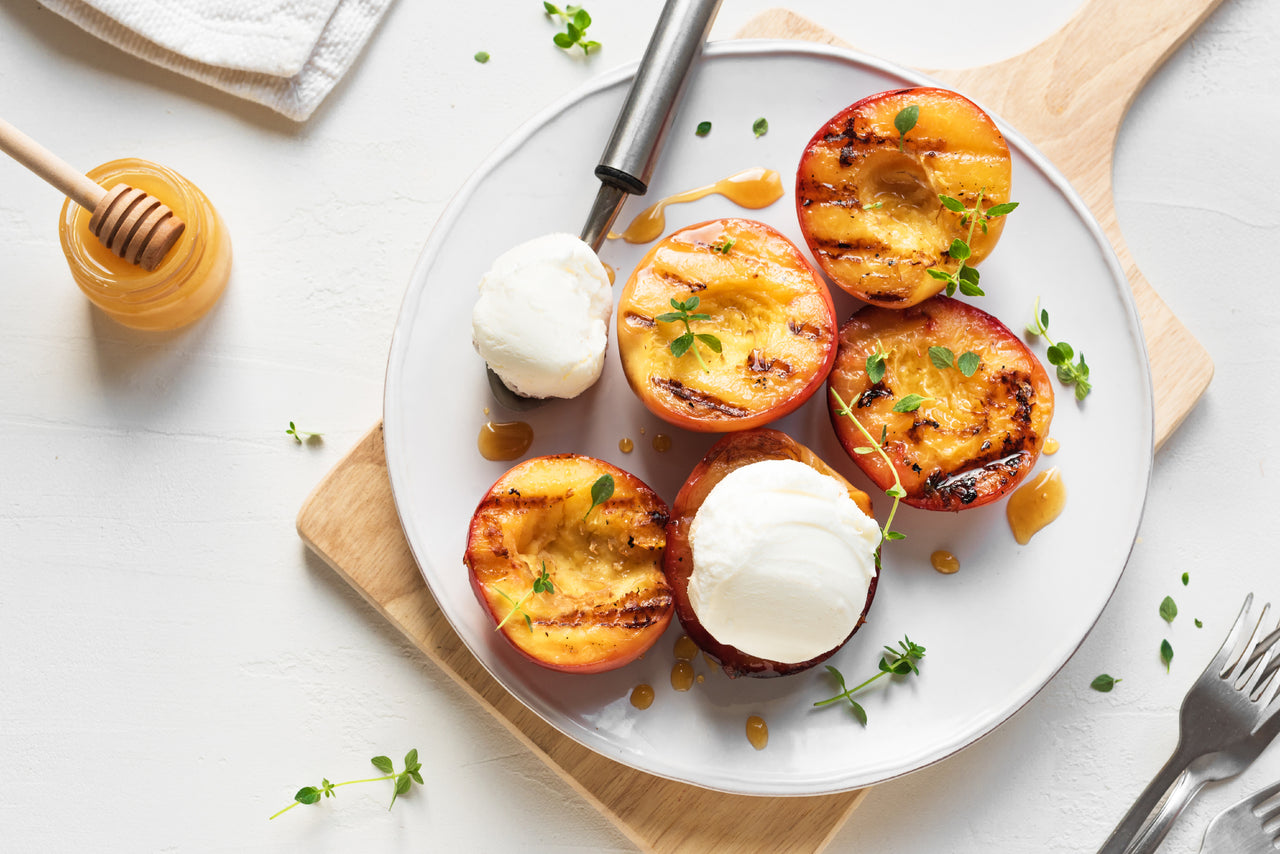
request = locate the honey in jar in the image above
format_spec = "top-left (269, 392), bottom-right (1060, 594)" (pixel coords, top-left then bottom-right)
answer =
top-left (59, 158), bottom-right (231, 331)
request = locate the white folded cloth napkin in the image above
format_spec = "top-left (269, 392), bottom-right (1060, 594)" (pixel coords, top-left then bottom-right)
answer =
top-left (39, 0), bottom-right (393, 121)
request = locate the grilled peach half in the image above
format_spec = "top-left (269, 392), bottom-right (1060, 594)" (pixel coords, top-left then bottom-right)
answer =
top-left (827, 296), bottom-right (1053, 511)
top-left (616, 218), bottom-right (837, 432)
top-left (463, 455), bottom-right (672, 673)
top-left (663, 429), bottom-right (877, 678)
top-left (796, 87), bottom-right (1013, 308)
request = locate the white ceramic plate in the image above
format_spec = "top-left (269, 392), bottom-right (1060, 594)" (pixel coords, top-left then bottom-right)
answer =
top-left (384, 42), bottom-right (1153, 795)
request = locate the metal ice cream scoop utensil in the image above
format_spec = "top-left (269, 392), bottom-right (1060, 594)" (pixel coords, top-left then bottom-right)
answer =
top-left (486, 0), bottom-right (723, 411)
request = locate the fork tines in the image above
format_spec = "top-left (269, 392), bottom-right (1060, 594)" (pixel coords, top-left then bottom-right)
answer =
top-left (1222, 598), bottom-right (1280, 707)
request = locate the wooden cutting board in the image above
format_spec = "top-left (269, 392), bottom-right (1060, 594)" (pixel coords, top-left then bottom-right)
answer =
top-left (298, 2), bottom-right (1218, 850)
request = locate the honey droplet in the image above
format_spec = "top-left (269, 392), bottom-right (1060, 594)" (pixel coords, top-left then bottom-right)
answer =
top-left (1044, 437), bottom-right (1060, 455)
top-left (639, 426), bottom-right (646, 435)
top-left (630, 684), bottom-right (655, 710)
top-left (603, 262), bottom-right (616, 285)
top-left (618, 437), bottom-right (634, 454)
top-left (671, 660), bottom-right (695, 692)
top-left (673, 635), bottom-right (698, 661)
top-left (477, 420), bottom-right (533, 461)
top-left (652, 433), bottom-right (672, 453)
top-left (611, 167), bottom-right (785, 244)
top-left (1007, 468), bottom-right (1066, 545)
top-left (746, 715), bottom-right (769, 750)
top-left (930, 550), bottom-right (960, 574)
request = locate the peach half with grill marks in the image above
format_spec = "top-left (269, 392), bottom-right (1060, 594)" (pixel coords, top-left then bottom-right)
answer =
top-left (464, 454), bottom-right (672, 673)
top-left (827, 296), bottom-right (1053, 511)
top-left (616, 218), bottom-right (837, 432)
top-left (796, 87), bottom-right (1013, 308)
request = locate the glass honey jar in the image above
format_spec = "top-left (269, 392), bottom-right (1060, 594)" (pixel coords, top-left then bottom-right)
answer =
top-left (58, 158), bottom-right (231, 331)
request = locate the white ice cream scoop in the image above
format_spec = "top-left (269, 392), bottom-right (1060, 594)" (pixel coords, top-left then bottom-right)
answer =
top-left (482, 0), bottom-right (723, 411)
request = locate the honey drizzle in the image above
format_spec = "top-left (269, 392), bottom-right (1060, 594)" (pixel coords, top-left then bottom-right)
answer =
top-left (1007, 468), bottom-right (1066, 545)
top-left (477, 420), bottom-right (533, 461)
top-left (670, 661), bottom-right (695, 692)
top-left (930, 550), bottom-right (960, 574)
top-left (745, 715), bottom-right (769, 750)
top-left (630, 684), bottom-right (655, 710)
top-left (609, 167), bottom-right (784, 244)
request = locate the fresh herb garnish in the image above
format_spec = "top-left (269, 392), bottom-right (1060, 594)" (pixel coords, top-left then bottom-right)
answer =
top-left (286, 421), bottom-right (322, 444)
top-left (584, 473), bottom-right (614, 520)
top-left (269, 749), bottom-right (422, 819)
top-left (695, 121), bottom-right (711, 137)
top-left (1091, 674), bottom-right (1121, 692)
top-left (1182, 572), bottom-right (1189, 586)
top-left (474, 51), bottom-right (490, 63)
top-left (495, 561), bottom-right (555, 633)
top-left (752, 117), bottom-right (768, 137)
top-left (813, 636), bottom-right (926, 725)
top-left (893, 105), bottom-right (919, 152)
top-left (711, 236), bottom-right (736, 255)
top-left (829, 386), bottom-right (907, 561)
top-left (655, 296), bottom-right (722, 372)
top-left (1159, 595), bottom-right (1178, 624)
top-left (864, 201), bottom-right (884, 210)
top-left (1160, 639), bottom-right (1174, 672)
top-left (892, 393), bottom-right (931, 413)
top-left (928, 346), bottom-right (981, 377)
top-left (531, 561), bottom-right (554, 594)
top-left (1026, 297), bottom-right (1092, 399)
top-left (544, 3), bottom-right (599, 54)
top-left (927, 189), bottom-right (1018, 298)
top-left (1195, 618), bottom-right (1203, 629)
top-left (865, 344), bottom-right (887, 384)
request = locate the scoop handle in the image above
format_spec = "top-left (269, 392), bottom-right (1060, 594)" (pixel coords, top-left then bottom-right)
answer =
top-left (594, 0), bottom-right (723, 196)
top-left (0, 116), bottom-right (105, 211)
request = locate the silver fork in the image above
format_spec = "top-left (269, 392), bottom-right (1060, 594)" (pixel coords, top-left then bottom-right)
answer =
top-left (1098, 593), bottom-right (1280, 854)
top-left (1200, 778), bottom-right (1280, 853)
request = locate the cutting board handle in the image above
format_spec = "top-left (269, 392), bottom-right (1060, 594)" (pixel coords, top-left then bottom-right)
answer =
top-left (1021, 0), bottom-right (1224, 106)
top-left (739, 3), bottom-right (1218, 445)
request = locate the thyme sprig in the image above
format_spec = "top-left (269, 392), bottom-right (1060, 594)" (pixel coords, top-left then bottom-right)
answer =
top-left (495, 561), bottom-right (554, 633)
top-left (544, 3), bottom-right (599, 54)
top-left (655, 296), bottom-right (722, 372)
top-left (814, 636), bottom-right (926, 725)
top-left (830, 385), bottom-right (906, 559)
top-left (928, 189), bottom-right (1019, 298)
top-left (269, 750), bottom-right (422, 819)
top-left (1026, 296), bottom-right (1092, 399)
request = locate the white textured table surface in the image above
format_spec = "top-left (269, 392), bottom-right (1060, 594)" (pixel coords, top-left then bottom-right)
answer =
top-left (3, 1), bottom-right (1278, 851)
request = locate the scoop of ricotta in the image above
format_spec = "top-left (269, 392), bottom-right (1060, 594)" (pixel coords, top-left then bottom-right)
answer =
top-left (687, 458), bottom-right (880, 664)
top-left (471, 232), bottom-right (612, 399)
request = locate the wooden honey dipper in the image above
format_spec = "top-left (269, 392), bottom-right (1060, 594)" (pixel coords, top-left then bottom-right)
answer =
top-left (0, 116), bottom-right (185, 271)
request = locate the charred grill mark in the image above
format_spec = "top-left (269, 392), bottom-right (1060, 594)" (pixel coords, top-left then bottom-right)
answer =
top-left (654, 270), bottom-right (707, 293)
top-left (858, 384), bottom-right (892, 407)
top-left (539, 587), bottom-right (674, 630)
top-left (747, 349), bottom-right (793, 377)
top-left (650, 377), bottom-right (750, 418)
top-left (796, 183), bottom-right (871, 207)
top-left (622, 311), bottom-right (654, 328)
top-left (787, 319), bottom-right (828, 341)
top-left (922, 452), bottom-right (1031, 507)
top-left (483, 493), bottom-right (555, 511)
top-left (808, 235), bottom-right (891, 255)
top-left (866, 292), bottom-right (909, 304)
